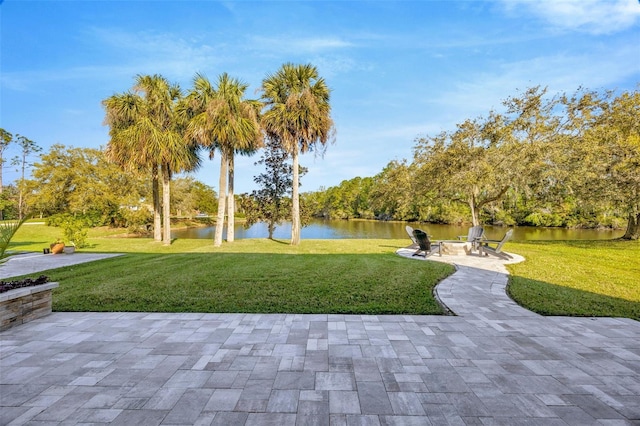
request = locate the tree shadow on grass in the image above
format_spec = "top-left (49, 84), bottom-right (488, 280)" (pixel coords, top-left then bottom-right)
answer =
top-left (266, 238), bottom-right (289, 245)
top-left (508, 275), bottom-right (640, 320)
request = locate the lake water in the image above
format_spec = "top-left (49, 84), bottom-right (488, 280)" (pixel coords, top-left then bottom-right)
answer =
top-left (171, 219), bottom-right (625, 241)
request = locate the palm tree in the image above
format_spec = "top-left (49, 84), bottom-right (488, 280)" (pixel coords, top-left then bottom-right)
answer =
top-left (104, 88), bottom-right (164, 241)
top-left (226, 95), bottom-right (262, 243)
top-left (261, 63), bottom-right (333, 245)
top-left (103, 74), bottom-right (199, 245)
top-left (103, 92), bottom-right (162, 240)
top-left (185, 73), bottom-right (262, 246)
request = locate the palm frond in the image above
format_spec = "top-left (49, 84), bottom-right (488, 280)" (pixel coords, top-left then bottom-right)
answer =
top-left (0, 217), bottom-right (27, 259)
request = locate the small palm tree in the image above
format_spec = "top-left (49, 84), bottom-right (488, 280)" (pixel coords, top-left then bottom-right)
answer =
top-left (186, 73), bottom-right (262, 246)
top-left (261, 63), bottom-right (334, 245)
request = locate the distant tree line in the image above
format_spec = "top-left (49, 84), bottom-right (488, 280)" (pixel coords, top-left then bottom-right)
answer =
top-left (304, 87), bottom-right (639, 240)
top-left (6, 85), bottom-right (638, 241)
top-left (5, 143), bottom-right (217, 232)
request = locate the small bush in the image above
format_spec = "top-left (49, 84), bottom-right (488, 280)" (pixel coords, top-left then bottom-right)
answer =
top-left (46, 213), bottom-right (70, 227)
top-left (522, 212), bottom-right (564, 227)
top-left (46, 211), bottom-right (111, 228)
top-left (491, 210), bottom-right (516, 226)
top-left (61, 217), bottom-right (88, 248)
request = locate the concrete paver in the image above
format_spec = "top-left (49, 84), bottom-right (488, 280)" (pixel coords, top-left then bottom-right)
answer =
top-left (0, 248), bottom-right (639, 425)
top-left (0, 252), bottom-right (122, 279)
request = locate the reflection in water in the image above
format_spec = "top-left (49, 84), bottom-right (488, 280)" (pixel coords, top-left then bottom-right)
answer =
top-left (172, 219), bottom-right (624, 241)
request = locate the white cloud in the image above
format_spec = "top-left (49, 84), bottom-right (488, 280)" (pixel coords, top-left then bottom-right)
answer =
top-left (248, 35), bottom-right (355, 55)
top-left (309, 55), bottom-right (375, 78)
top-left (88, 27), bottom-right (223, 76)
top-left (432, 41), bottom-right (640, 122)
top-left (501, 0), bottom-right (640, 34)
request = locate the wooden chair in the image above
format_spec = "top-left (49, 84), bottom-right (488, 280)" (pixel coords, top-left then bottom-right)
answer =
top-left (405, 225), bottom-right (419, 248)
top-left (457, 225), bottom-right (486, 252)
top-left (412, 229), bottom-right (441, 257)
top-left (478, 229), bottom-right (513, 260)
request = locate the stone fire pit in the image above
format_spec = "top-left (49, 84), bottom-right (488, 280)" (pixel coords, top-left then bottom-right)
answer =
top-left (440, 241), bottom-right (470, 256)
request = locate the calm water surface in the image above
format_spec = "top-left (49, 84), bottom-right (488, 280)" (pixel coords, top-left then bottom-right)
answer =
top-left (172, 219), bottom-right (624, 241)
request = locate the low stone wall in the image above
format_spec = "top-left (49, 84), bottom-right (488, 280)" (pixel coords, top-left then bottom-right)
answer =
top-left (0, 282), bottom-right (59, 331)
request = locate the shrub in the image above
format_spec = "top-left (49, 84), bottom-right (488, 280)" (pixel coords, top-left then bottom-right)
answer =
top-left (45, 213), bottom-right (71, 227)
top-left (46, 210), bottom-right (111, 228)
top-left (61, 217), bottom-right (88, 248)
top-left (522, 212), bottom-right (564, 227)
top-left (491, 210), bottom-right (516, 226)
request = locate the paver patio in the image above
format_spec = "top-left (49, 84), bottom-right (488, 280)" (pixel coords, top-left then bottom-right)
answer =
top-left (1, 250), bottom-right (639, 425)
top-left (0, 253), bottom-right (123, 280)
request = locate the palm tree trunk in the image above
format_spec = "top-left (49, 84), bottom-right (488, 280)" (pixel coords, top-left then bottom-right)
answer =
top-left (152, 165), bottom-right (162, 242)
top-left (214, 153), bottom-right (228, 247)
top-left (162, 164), bottom-right (171, 246)
top-left (227, 153), bottom-right (235, 243)
top-left (291, 145), bottom-right (301, 245)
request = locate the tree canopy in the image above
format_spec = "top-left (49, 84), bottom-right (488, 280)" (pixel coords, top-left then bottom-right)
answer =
top-left (305, 87), bottom-right (639, 239)
top-left (11, 78), bottom-right (638, 241)
top-left (29, 144), bottom-right (146, 223)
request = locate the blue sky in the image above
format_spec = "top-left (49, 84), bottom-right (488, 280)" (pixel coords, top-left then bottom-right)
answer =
top-left (1, 0), bottom-right (639, 194)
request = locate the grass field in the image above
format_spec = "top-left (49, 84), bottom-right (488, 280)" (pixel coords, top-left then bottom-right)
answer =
top-left (507, 240), bottom-right (640, 319)
top-left (7, 224), bottom-right (454, 314)
top-left (6, 223), bottom-right (640, 319)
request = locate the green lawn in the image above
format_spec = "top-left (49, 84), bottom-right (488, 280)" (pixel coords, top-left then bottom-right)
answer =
top-left (7, 224), bottom-right (454, 314)
top-left (507, 240), bottom-right (640, 319)
top-left (6, 224), bottom-right (640, 319)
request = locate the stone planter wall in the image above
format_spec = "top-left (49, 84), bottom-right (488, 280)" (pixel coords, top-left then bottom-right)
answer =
top-left (0, 282), bottom-right (59, 331)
